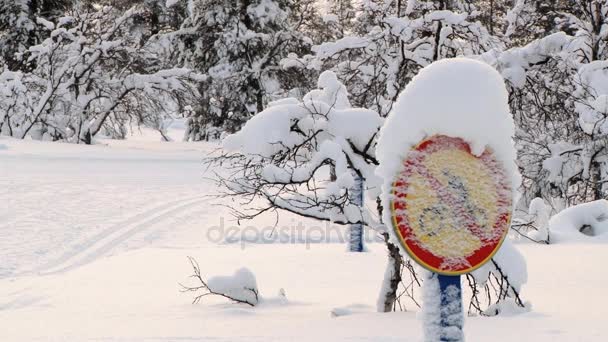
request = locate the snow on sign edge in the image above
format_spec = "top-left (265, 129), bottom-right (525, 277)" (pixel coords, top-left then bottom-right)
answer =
top-left (376, 58), bottom-right (519, 270)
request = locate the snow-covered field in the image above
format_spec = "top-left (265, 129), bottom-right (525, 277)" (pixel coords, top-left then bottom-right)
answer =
top-left (1, 130), bottom-right (606, 341)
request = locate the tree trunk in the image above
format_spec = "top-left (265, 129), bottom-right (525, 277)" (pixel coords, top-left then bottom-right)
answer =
top-left (82, 129), bottom-right (92, 145)
top-left (591, 161), bottom-right (603, 200)
top-left (377, 236), bottom-right (403, 312)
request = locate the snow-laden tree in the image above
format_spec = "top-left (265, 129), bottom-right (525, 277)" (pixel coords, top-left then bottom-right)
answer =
top-left (0, 4), bottom-right (202, 142)
top-left (557, 1), bottom-right (608, 206)
top-left (85, 0), bottom-right (188, 34)
top-left (505, 0), bottom-right (579, 46)
top-left (478, 33), bottom-right (577, 212)
top-left (480, 1), bottom-right (608, 213)
top-left (0, 0), bottom-right (73, 71)
top-left (0, 0), bottom-right (36, 71)
top-left (309, 0), bottom-right (500, 116)
top-left (321, 0), bottom-right (356, 40)
top-left (204, 71), bottom-right (409, 305)
top-left (171, 0), bottom-right (320, 139)
top-left (462, 0), bottom-right (512, 37)
top-left (206, 68), bottom-right (528, 313)
top-left (216, 70), bottom-right (382, 248)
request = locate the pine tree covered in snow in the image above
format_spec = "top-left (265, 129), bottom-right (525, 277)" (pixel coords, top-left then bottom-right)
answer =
top-left (172, 0), bottom-right (320, 140)
top-left (0, 0), bottom-right (73, 71)
top-left (0, 0), bottom-right (37, 71)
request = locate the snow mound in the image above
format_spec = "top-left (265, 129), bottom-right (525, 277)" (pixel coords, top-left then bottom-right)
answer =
top-left (483, 298), bottom-right (531, 317)
top-left (377, 58), bottom-right (518, 193)
top-left (330, 304), bottom-right (373, 318)
top-left (550, 200), bottom-right (608, 243)
top-left (208, 268), bottom-right (259, 305)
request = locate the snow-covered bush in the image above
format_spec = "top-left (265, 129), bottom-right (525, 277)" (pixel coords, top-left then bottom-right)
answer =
top-left (510, 197), bottom-right (551, 244)
top-left (216, 70), bottom-right (383, 240)
top-left (182, 257), bottom-right (259, 306)
top-left (207, 268), bottom-right (259, 305)
top-left (0, 71), bottom-right (33, 136)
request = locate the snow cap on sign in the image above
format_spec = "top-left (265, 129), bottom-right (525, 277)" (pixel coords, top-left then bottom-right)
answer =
top-left (376, 57), bottom-right (519, 195)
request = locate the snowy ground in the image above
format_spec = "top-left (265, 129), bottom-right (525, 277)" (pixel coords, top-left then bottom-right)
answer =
top-left (1, 130), bottom-right (606, 341)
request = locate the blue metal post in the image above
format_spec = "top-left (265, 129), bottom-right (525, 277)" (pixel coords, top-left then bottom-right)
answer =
top-left (437, 274), bottom-right (464, 341)
top-left (349, 172), bottom-right (364, 252)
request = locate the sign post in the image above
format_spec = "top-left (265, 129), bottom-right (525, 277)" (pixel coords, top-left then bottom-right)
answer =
top-left (390, 134), bottom-right (512, 341)
top-left (437, 274), bottom-right (463, 341)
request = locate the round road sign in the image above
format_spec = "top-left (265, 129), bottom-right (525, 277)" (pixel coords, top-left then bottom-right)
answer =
top-left (390, 135), bottom-right (512, 275)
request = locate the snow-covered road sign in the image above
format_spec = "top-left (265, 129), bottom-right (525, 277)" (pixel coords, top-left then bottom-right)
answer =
top-left (390, 134), bottom-right (512, 275)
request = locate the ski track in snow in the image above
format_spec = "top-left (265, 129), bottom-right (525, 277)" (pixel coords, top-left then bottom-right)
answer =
top-left (0, 134), bottom-right (215, 278)
top-left (28, 196), bottom-right (210, 276)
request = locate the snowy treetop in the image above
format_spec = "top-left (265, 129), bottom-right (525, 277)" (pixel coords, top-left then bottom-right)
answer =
top-left (223, 71), bottom-right (382, 161)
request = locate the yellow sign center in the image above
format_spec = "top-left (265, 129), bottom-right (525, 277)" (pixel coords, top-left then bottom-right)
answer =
top-left (404, 149), bottom-right (499, 258)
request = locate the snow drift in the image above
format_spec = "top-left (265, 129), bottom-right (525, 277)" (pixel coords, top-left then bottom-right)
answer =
top-left (550, 200), bottom-right (608, 243)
